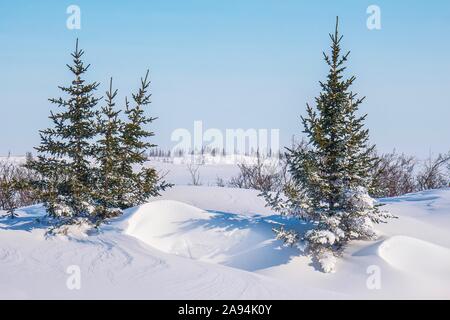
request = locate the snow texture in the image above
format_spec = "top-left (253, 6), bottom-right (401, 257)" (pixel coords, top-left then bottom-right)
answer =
top-left (1, 160), bottom-right (450, 299)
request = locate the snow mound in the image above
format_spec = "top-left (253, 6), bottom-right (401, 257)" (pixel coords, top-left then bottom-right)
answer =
top-left (378, 235), bottom-right (450, 275)
top-left (123, 200), bottom-right (299, 271)
top-left (125, 200), bottom-right (218, 260)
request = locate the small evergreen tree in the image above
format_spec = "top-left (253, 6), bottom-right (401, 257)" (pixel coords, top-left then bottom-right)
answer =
top-left (118, 70), bottom-right (171, 208)
top-left (263, 18), bottom-right (394, 272)
top-left (93, 78), bottom-right (124, 220)
top-left (28, 39), bottom-right (100, 220)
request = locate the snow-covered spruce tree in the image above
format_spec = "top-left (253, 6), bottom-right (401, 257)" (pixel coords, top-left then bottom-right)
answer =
top-left (92, 78), bottom-right (124, 220)
top-left (118, 70), bottom-right (171, 208)
top-left (263, 18), bottom-right (394, 273)
top-left (28, 39), bottom-right (100, 221)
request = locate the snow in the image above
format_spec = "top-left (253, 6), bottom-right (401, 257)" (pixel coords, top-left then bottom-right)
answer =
top-left (148, 158), bottom-right (241, 186)
top-left (378, 235), bottom-right (450, 276)
top-left (0, 198), bottom-right (327, 299)
top-left (151, 186), bottom-right (275, 216)
top-left (124, 200), bottom-right (261, 264)
top-left (316, 251), bottom-right (337, 274)
top-left (122, 199), bottom-right (303, 271)
top-left (1, 159), bottom-right (450, 299)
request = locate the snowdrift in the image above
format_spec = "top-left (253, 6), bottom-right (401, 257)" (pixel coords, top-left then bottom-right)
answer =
top-left (123, 200), bottom-right (300, 271)
top-left (378, 235), bottom-right (450, 275)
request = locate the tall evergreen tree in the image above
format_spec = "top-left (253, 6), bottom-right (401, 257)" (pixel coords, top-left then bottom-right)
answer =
top-left (263, 18), bottom-right (394, 272)
top-left (93, 78), bottom-right (124, 219)
top-left (119, 70), bottom-right (171, 208)
top-left (28, 39), bottom-right (100, 219)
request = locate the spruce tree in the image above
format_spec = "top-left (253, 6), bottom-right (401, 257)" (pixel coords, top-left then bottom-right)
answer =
top-left (263, 18), bottom-right (394, 272)
top-left (28, 39), bottom-right (100, 220)
top-left (119, 70), bottom-right (171, 208)
top-left (93, 78), bottom-right (124, 219)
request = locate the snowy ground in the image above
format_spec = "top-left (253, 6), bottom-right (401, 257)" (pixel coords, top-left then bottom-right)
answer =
top-left (1, 159), bottom-right (450, 299)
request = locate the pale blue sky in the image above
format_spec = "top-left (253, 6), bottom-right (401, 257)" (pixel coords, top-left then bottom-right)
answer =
top-left (0, 0), bottom-right (449, 157)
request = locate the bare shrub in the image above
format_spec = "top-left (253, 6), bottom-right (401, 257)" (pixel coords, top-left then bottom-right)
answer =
top-left (0, 160), bottom-right (17, 216)
top-left (227, 155), bottom-right (288, 193)
top-left (215, 177), bottom-right (226, 187)
top-left (0, 154), bottom-right (39, 217)
top-left (229, 148), bottom-right (449, 197)
top-left (187, 162), bottom-right (202, 186)
top-left (417, 153), bottom-right (450, 191)
top-left (370, 151), bottom-right (417, 198)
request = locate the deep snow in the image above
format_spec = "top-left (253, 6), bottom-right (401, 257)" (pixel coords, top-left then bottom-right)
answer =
top-left (1, 159), bottom-right (449, 299)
